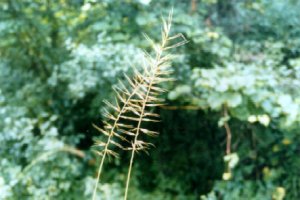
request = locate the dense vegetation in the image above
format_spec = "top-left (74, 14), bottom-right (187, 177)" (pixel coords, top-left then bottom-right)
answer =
top-left (1, 0), bottom-right (300, 199)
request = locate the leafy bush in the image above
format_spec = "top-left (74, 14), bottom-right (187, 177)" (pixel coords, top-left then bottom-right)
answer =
top-left (1, 0), bottom-right (300, 199)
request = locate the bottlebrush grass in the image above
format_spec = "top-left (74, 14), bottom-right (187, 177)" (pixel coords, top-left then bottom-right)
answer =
top-left (92, 10), bottom-right (187, 200)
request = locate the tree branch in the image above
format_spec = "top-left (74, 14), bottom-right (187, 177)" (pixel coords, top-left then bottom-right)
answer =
top-left (223, 104), bottom-right (232, 155)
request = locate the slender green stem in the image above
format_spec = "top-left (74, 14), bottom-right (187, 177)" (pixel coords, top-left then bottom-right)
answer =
top-left (124, 146), bottom-right (136, 200)
top-left (92, 150), bottom-right (107, 200)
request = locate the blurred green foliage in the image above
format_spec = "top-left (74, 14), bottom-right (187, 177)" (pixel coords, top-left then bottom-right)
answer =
top-left (1, 0), bottom-right (300, 199)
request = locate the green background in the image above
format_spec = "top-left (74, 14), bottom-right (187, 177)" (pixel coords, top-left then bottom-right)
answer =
top-left (1, 0), bottom-right (300, 199)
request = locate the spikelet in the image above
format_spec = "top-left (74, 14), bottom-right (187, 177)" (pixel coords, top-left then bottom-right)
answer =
top-left (92, 9), bottom-right (187, 200)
